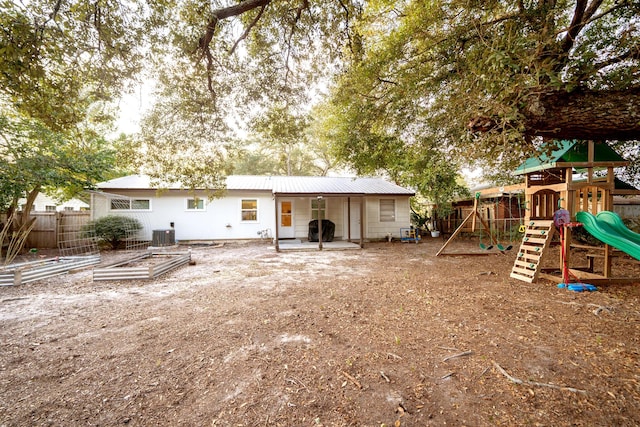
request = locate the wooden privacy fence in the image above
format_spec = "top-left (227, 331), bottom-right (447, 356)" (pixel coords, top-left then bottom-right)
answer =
top-left (24, 211), bottom-right (91, 249)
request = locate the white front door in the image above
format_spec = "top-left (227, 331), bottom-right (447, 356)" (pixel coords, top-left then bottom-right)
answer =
top-left (346, 200), bottom-right (361, 240)
top-left (278, 200), bottom-right (295, 239)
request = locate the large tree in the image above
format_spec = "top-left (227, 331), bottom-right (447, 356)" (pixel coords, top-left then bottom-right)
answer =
top-left (0, 0), bottom-right (146, 129)
top-left (324, 1), bottom-right (638, 177)
top-left (132, 0), bottom-right (359, 184)
top-left (173, 0), bottom-right (639, 180)
top-left (4, 0), bottom-right (638, 191)
top-left (0, 0), bottom-right (148, 203)
top-left (0, 0), bottom-right (147, 257)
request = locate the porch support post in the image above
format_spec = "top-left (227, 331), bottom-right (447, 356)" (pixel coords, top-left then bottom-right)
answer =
top-left (347, 196), bottom-right (352, 241)
top-left (359, 196), bottom-right (364, 248)
top-left (274, 194), bottom-right (280, 252)
top-left (317, 195), bottom-right (323, 251)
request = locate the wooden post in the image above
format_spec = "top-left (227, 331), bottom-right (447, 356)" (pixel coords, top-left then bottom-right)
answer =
top-left (603, 166), bottom-right (614, 277)
top-left (524, 174), bottom-right (532, 223)
top-left (347, 196), bottom-right (351, 241)
top-left (317, 196), bottom-right (323, 251)
top-left (274, 195), bottom-right (280, 252)
top-left (359, 196), bottom-right (364, 248)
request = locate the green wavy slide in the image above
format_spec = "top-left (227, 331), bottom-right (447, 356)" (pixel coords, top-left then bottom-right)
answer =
top-left (575, 211), bottom-right (640, 261)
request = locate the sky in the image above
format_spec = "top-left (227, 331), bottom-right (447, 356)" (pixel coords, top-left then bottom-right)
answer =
top-left (114, 81), bottom-right (154, 135)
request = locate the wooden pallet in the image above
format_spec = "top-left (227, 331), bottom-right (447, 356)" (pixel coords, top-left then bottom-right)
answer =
top-left (510, 220), bottom-right (555, 283)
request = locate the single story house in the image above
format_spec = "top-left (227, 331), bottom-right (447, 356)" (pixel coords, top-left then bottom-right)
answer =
top-left (20, 193), bottom-right (90, 212)
top-left (92, 174), bottom-right (415, 250)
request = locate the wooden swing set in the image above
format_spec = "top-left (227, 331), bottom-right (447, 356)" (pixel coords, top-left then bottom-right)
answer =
top-left (436, 192), bottom-right (511, 256)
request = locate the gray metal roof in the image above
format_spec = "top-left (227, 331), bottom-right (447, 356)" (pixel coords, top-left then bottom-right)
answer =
top-left (96, 175), bottom-right (414, 196)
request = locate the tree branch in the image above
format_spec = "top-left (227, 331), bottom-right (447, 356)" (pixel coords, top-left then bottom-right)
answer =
top-left (198, 0), bottom-right (272, 54)
top-left (590, 48), bottom-right (640, 74)
top-left (337, 0), bottom-right (354, 54)
top-left (284, 0), bottom-right (310, 84)
top-left (560, 0), bottom-right (589, 53)
top-left (229, 5), bottom-right (267, 55)
top-left (583, 0), bottom-right (628, 24)
top-left (197, 0), bottom-right (273, 94)
top-left (468, 87), bottom-right (640, 141)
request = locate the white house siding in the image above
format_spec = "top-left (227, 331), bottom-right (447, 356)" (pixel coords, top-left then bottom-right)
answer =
top-left (293, 198), bottom-right (310, 238)
top-left (20, 193), bottom-right (89, 212)
top-left (287, 197), bottom-right (350, 240)
top-left (94, 175), bottom-right (416, 243)
top-left (92, 190), bottom-right (275, 241)
top-left (287, 196), bottom-right (412, 241)
top-left (365, 197), bottom-right (412, 240)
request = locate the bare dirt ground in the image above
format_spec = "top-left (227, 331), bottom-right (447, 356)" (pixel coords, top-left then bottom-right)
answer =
top-left (1, 238), bottom-right (639, 426)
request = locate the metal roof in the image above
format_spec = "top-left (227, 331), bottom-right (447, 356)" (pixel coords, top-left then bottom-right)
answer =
top-left (96, 175), bottom-right (414, 196)
top-left (271, 176), bottom-right (414, 195)
top-left (514, 140), bottom-right (628, 175)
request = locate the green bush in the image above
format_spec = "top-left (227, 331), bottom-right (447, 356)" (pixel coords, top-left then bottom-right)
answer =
top-left (86, 215), bottom-right (143, 250)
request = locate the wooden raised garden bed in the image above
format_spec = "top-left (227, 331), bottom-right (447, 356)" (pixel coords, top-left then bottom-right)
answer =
top-left (0, 255), bottom-right (102, 286)
top-left (93, 251), bottom-right (191, 281)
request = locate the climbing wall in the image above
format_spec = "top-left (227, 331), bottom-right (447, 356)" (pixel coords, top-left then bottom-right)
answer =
top-left (510, 220), bottom-right (555, 283)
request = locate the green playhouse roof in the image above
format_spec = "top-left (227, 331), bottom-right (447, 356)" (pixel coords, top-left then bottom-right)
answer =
top-left (514, 140), bottom-right (628, 175)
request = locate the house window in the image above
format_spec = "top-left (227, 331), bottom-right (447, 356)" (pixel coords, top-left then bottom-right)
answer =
top-left (380, 199), bottom-right (396, 222)
top-left (45, 205), bottom-right (57, 212)
top-left (186, 198), bottom-right (205, 211)
top-left (110, 198), bottom-right (151, 211)
top-left (241, 199), bottom-right (258, 221)
top-left (64, 207), bottom-right (74, 211)
top-left (131, 199), bottom-right (150, 210)
top-left (311, 198), bottom-right (326, 220)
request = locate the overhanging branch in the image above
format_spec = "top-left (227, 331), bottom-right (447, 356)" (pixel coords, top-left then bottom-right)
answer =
top-left (197, 0), bottom-right (273, 94)
top-left (468, 87), bottom-right (640, 141)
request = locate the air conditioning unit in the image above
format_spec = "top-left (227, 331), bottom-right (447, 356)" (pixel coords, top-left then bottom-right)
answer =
top-left (152, 229), bottom-right (175, 246)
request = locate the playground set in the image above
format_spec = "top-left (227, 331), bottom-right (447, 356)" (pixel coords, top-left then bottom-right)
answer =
top-left (435, 192), bottom-right (512, 256)
top-left (508, 140), bottom-right (640, 285)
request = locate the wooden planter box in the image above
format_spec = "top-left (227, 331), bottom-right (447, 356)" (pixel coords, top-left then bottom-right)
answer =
top-left (93, 251), bottom-right (191, 281)
top-left (0, 255), bottom-right (101, 286)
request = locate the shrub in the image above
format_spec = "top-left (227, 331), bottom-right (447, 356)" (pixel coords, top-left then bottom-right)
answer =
top-left (86, 215), bottom-right (142, 250)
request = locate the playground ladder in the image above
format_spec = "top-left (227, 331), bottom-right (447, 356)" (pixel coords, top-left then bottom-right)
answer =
top-left (510, 220), bottom-right (555, 283)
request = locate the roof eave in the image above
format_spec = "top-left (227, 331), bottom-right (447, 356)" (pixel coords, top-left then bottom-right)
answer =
top-left (272, 192), bottom-right (414, 197)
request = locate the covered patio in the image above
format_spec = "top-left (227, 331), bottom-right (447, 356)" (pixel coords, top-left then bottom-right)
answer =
top-left (273, 240), bottom-right (362, 252)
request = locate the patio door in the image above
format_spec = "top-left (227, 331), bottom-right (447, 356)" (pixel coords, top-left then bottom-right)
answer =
top-left (347, 199), bottom-right (361, 240)
top-left (278, 200), bottom-right (295, 239)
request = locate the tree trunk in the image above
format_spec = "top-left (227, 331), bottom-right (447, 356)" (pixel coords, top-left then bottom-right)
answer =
top-left (469, 87), bottom-right (640, 141)
top-left (20, 187), bottom-right (40, 227)
top-left (524, 88), bottom-right (640, 141)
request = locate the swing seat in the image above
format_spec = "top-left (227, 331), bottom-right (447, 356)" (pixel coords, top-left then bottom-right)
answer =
top-left (479, 243), bottom-right (493, 250)
top-left (497, 243), bottom-right (513, 251)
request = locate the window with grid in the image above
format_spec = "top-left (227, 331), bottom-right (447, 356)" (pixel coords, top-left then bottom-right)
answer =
top-left (186, 198), bottom-right (205, 211)
top-left (241, 199), bottom-right (258, 221)
top-left (110, 198), bottom-right (150, 211)
top-left (379, 199), bottom-right (396, 222)
top-left (311, 198), bottom-right (326, 220)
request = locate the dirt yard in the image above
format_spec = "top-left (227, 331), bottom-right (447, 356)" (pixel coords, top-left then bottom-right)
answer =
top-left (1, 238), bottom-right (639, 426)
